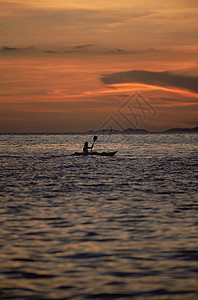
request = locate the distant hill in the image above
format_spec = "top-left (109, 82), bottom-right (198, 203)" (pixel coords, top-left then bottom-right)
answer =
top-left (163, 126), bottom-right (198, 134)
top-left (90, 128), bottom-right (149, 134)
top-left (1, 126), bottom-right (198, 135)
top-left (92, 126), bottom-right (198, 134)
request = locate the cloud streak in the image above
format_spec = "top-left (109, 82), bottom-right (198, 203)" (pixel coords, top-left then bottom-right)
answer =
top-left (101, 70), bottom-right (198, 94)
top-left (0, 44), bottom-right (158, 56)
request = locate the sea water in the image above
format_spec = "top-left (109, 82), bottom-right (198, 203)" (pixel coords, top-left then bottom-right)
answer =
top-left (0, 133), bottom-right (198, 299)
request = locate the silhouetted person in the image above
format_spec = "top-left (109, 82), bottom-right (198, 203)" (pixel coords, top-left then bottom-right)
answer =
top-left (83, 141), bottom-right (93, 155)
top-left (83, 136), bottom-right (97, 155)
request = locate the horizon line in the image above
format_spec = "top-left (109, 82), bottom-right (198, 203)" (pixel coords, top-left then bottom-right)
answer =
top-left (0, 126), bottom-right (198, 135)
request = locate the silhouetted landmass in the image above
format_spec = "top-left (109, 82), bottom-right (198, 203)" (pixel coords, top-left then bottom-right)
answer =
top-left (92, 126), bottom-right (198, 134)
top-left (0, 127), bottom-right (198, 135)
top-left (163, 126), bottom-right (198, 133)
top-left (122, 128), bottom-right (148, 134)
top-left (88, 128), bottom-right (148, 134)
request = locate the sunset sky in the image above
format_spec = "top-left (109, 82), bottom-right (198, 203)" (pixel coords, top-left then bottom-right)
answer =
top-left (0, 0), bottom-right (198, 132)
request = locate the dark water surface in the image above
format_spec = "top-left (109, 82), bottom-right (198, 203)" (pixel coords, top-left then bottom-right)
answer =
top-left (0, 134), bottom-right (198, 299)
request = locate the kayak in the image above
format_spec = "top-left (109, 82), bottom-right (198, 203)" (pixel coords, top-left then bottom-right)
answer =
top-left (71, 151), bottom-right (117, 157)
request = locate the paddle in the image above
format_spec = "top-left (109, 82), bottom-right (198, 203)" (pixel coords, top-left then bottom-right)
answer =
top-left (91, 135), bottom-right (97, 151)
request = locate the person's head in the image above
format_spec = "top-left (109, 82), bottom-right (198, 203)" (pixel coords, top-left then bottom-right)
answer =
top-left (84, 141), bottom-right (88, 146)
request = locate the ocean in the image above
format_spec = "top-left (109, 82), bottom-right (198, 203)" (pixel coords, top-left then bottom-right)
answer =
top-left (0, 133), bottom-right (198, 300)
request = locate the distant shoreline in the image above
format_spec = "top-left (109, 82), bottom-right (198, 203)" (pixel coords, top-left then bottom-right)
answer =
top-left (0, 126), bottom-right (198, 135)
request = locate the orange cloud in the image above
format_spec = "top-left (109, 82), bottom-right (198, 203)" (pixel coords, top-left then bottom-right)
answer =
top-left (1, 44), bottom-right (198, 132)
top-left (101, 70), bottom-right (198, 94)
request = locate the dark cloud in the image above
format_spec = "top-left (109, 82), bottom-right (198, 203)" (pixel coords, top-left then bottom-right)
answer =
top-left (74, 44), bottom-right (93, 49)
top-left (101, 70), bottom-right (198, 94)
top-left (1, 46), bottom-right (18, 51)
top-left (0, 44), bottom-right (157, 56)
top-left (44, 45), bottom-right (93, 54)
top-left (0, 46), bottom-right (42, 56)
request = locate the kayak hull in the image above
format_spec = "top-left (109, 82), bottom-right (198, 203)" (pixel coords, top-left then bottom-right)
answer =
top-left (71, 151), bottom-right (117, 157)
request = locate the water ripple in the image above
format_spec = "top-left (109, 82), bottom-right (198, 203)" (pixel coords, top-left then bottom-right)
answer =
top-left (0, 134), bottom-right (198, 299)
